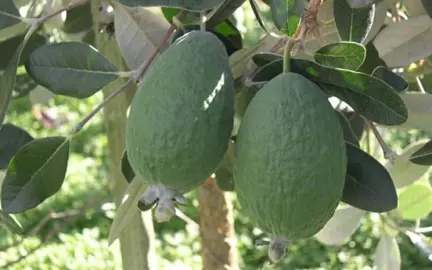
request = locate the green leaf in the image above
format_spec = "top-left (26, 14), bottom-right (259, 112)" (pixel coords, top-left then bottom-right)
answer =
top-left (410, 139), bottom-right (432, 166)
top-left (62, 1), bottom-right (92, 33)
top-left (394, 92), bottom-right (432, 133)
top-left (25, 41), bottom-right (119, 99)
top-left (0, 33), bottom-right (47, 70)
top-left (108, 178), bottom-right (147, 246)
top-left (232, 85), bottom-right (259, 136)
top-left (215, 140), bottom-right (235, 191)
top-left (357, 42), bottom-right (386, 74)
top-left (0, 27), bottom-right (36, 127)
top-left (422, 0), bottom-right (432, 19)
top-left (114, 3), bottom-right (170, 71)
top-left (374, 15), bottom-right (432, 68)
top-left (0, 0), bottom-right (21, 30)
top-left (121, 150), bottom-right (135, 183)
top-left (213, 20), bottom-right (243, 53)
top-left (314, 42), bottom-right (366, 70)
top-left (374, 231), bottom-right (401, 270)
top-left (270, 0), bottom-right (303, 36)
top-left (333, 0), bottom-right (375, 43)
top-left (372, 66), bottom-right (407, 93)
top-left (343, 142), bottom-right (398, 212)
top-left (0, 123), bottom-right (34, 169)
top-left (160, 7), bottom-right (199, 24)
top-left (118, 0), bottom-right (225, 11)
top-left (1, 137), bottom-right (70, 213)
top-left (252, 52), bottom-right (283, 67)
top-left (347, 0), bottom-right (377, 9)
top-left (314, 205), bottom-right (364, 246)
top-left (171, 24), bottom-right (241, 56)
top-left (12, 72), bottom-right (38, 99)
top-left (206, 0), bottom-right (246, 28)
top-left (0, 209), bottom-right (23, 234)
top-left (384, 140), bottom-right (430, 189)
top-left (397, 183), bottom-right (432, 221)
top-left (252, 59), bottom-right (409, 125)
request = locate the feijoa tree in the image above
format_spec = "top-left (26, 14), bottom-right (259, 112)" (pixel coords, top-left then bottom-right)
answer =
top-left (0, 0), bottom-right (432, 269)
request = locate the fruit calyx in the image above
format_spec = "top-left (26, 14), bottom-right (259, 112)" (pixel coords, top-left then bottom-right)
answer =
top-left (139, 185), bottom-right (188, 222)
top-left (268, 238), bottom-right (288, 263)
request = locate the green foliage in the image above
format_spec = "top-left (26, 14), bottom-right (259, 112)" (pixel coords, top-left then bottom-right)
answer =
top-left (1, 0), bottom-right (432, 269)
top-left (25, 42), bottom-right (120, 99)
top-left (333, 0), bottom-right (375, 43)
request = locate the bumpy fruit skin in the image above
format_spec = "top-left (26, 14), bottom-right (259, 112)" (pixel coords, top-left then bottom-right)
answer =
top-left (126, 31), bottom-right (235, 193)
top-left (234, 72), bottom-right (347, 241)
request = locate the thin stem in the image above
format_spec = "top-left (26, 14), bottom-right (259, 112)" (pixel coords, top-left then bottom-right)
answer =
top-left (283, 38), bottom-right (294, 73)
top-left (366, 120), bottom-right (398, 163)
top-left (200, 11), bottom-right (206, 31)
top-left (68, 11), bottom-right (186, 137)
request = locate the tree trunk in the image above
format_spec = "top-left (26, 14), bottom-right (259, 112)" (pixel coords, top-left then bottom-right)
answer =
top-left (91, 2), bottom-right (157, 269)
top-left (198, 177), bottom-right (239, 270)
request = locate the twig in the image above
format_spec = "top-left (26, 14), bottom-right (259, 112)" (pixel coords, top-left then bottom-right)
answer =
top-left (366, 120), bottom-right (398, 163)
top-left (68, 11), bottom-right (186, 137)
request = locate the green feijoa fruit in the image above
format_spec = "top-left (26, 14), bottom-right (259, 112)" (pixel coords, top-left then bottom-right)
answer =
top-left (234, 72), bottom-right (347, 262)
top-left (126, 31), bottom-right (235, 222)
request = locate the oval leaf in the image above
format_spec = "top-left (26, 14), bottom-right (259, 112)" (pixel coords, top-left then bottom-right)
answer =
top-left (271, 0), bottom-right (303, 36)
top-left (0, 0), bottom-right (21, 30)
top-left (397, 183), bottom-right (432, 221)
top-left (314, 42), bottom-right (366, 70)
top-left (252, 59), bottom-right (409, 125)
top-left (333, 0), bottom-right (375, 43)
top-left (25, 41), bottom-right (119, 99)
top-left (372, 66), bottom-right (407, 93)
top-left (374, 15), bottom-right (432, 68)
top-left (121, 150), bottom-right (135, 183)
top-left (114, 4), bottom-right (170, 71)
top-left (343, 142), bottom-right (398, 212)
top-left (410, 139), bottom-right (432, 166)
top-left (108, 178), bottom-right (147, 246)
top-left (1, 137), bottom-right (70, 213)
top-left (384, 139), bottom-right (430, 188)
top-left (0, 28), bottom-right (37, 127)
top-left (117, 0), bottom-right (225, 11)
top-left (375, 231), bottom-right (401, 270)
top-left (0, 123), bottom-right (34, 169)
top-left (314, 205), bottom-right (364, 245)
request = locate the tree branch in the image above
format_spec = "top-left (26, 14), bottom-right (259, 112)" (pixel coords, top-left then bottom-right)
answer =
top-left (68, 11), bottom-right (186, 137)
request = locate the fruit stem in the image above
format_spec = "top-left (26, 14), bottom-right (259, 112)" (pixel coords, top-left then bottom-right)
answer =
top-left (366, 120), bottom-right (398, 164)
top-left (283, 38), bottom-right (294, 73)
